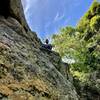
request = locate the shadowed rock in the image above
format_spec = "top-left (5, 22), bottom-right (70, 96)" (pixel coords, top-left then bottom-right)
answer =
top-left (0, 0), bottom-right (10, 18)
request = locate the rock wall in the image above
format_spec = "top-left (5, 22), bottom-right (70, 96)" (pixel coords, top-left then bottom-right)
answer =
top-left (0, 0), bottom-right (79, 99)
top-left (10, 0), bottom-right (29, 31)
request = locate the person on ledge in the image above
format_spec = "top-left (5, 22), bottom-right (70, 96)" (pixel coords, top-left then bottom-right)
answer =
top-left (41, 39), bottom-right (52, 51)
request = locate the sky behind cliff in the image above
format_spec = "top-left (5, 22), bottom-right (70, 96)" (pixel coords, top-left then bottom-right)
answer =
top-left (22, 0), bottom-right (93, 39)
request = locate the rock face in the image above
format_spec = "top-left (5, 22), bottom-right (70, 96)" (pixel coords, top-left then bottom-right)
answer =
top-left (79, 71), bottom-right (100, 100)
top-left (0, 0), bottom-right (78, 100)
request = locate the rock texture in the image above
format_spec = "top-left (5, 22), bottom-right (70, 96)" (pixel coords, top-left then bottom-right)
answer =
top-left (79, 71), bottom-right (100, 100)
top-left (0, 0), bottom-right (78, 100)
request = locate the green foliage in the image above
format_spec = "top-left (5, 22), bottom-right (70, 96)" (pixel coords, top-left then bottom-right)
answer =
top-left (52, 26), bottom-right (89, 72)
top-left (52, 1), bottom-right (100, 98)
top-left (77, 0), bottom-right (100, 34)
top-left (90, 0), bottom-right (100, 16)
top-left (52, 26), bottom-right (80, 58)
top-left (52, 1), bottom-right (100, 76)
top-left (77, 17), bottom-right (89, 33)
top-left (90, 15), bottom-right (100, 32)
top-left (60, 26), bottom-right (76, 36)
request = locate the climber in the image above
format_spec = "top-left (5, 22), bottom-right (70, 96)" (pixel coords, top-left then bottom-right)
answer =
top-left (41, 39), bottom-right (52, 51)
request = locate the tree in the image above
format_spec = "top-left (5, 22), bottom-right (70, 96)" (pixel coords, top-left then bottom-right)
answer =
top-left (52, 1), bottom-right (100, 73)
top-left (90, 15), bottom-right (100, 32)
top-left (77, 0), bottom-right (100, 34)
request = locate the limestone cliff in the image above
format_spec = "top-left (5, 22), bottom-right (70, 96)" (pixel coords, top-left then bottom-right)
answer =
top-left (0, 0), bottom-right (78, 100)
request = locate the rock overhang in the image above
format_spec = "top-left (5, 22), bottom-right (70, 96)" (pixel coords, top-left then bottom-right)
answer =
top-left (0, 0), bottom-right (10, 18)
top-left (0, 0), bottom-right (29, 31)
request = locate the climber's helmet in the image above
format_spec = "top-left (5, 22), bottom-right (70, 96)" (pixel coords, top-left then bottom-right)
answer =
top-left (45, 39), bottom-right (49, 44)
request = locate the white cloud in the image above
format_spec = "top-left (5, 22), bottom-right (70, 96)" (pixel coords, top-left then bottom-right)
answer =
top-left (54, 12), bottom-right (65, 21)
top-left (21, 0), bottom-right (29, 13)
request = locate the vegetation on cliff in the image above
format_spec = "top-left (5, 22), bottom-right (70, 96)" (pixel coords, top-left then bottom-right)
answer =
top-left (52, 0), bottom-right (100, 99)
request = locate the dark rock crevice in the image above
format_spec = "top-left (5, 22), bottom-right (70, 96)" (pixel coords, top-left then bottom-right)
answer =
top-left (0, 0), bottom-right (10, 18)
top-left (0, 0), bottom-right (24, 26)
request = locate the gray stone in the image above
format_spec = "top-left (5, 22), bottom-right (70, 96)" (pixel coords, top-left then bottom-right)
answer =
top-left (0, 0), bottom-right (79, 99)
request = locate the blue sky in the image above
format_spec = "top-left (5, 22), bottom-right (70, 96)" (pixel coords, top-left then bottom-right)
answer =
top-left (21, 0), bottom-right (93, 39)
